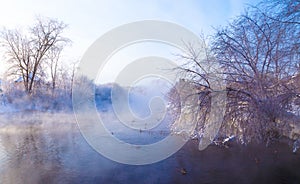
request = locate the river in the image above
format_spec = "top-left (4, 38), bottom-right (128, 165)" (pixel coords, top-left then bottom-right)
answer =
top-left (0, 112), bottom-right (299, 184)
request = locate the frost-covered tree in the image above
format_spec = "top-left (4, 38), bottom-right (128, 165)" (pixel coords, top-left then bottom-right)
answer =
top-left (1, 16), bottom-right (70, 93)
top-left (172, 0), bottom-right (300, 145)
top-left (213, 0), bottom-right (299, 144)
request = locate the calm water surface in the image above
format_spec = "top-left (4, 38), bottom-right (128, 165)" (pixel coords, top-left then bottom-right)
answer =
top-left (0, 112), bottom-right (299, 184)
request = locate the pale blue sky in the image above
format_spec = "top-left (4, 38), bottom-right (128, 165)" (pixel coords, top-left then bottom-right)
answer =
top-left (0, 0), bottom-right (261, 79)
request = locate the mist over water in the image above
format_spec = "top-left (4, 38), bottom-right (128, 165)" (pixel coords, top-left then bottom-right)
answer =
top-left (0, 111), bottom-right (299, 184)
top-left (0, 112), bottom-right (179, 183)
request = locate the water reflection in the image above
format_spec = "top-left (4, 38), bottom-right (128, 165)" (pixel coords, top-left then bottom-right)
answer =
top-left (0, 112), bottom-right (299, 184)
top-left (0, 112), bottom-right (180, 183)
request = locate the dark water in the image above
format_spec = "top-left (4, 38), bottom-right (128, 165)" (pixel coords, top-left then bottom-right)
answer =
top-left (0, 112), bottom-right (299, 184)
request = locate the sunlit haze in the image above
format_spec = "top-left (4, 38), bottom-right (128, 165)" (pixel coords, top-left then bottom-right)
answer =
top-left (0, 0), bottom-right (260, 81)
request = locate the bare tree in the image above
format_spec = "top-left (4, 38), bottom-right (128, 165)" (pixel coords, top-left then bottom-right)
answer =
top-left (1, 16), bottom-right (70, 93)
top-left (52, 59), bottom-right (79, 99)
top-left (258, 0), bottom-right (300, 25)
top-left (169, 37), bottom-right (226, 145)
top-left (46, 43), bottom-right (71, 94)
top-left (171, 0), bottom-right (300, 146)
top-left (70, 60), bottom-right (79, 98)
top-left (212, 1), bottom-right (299, 144)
